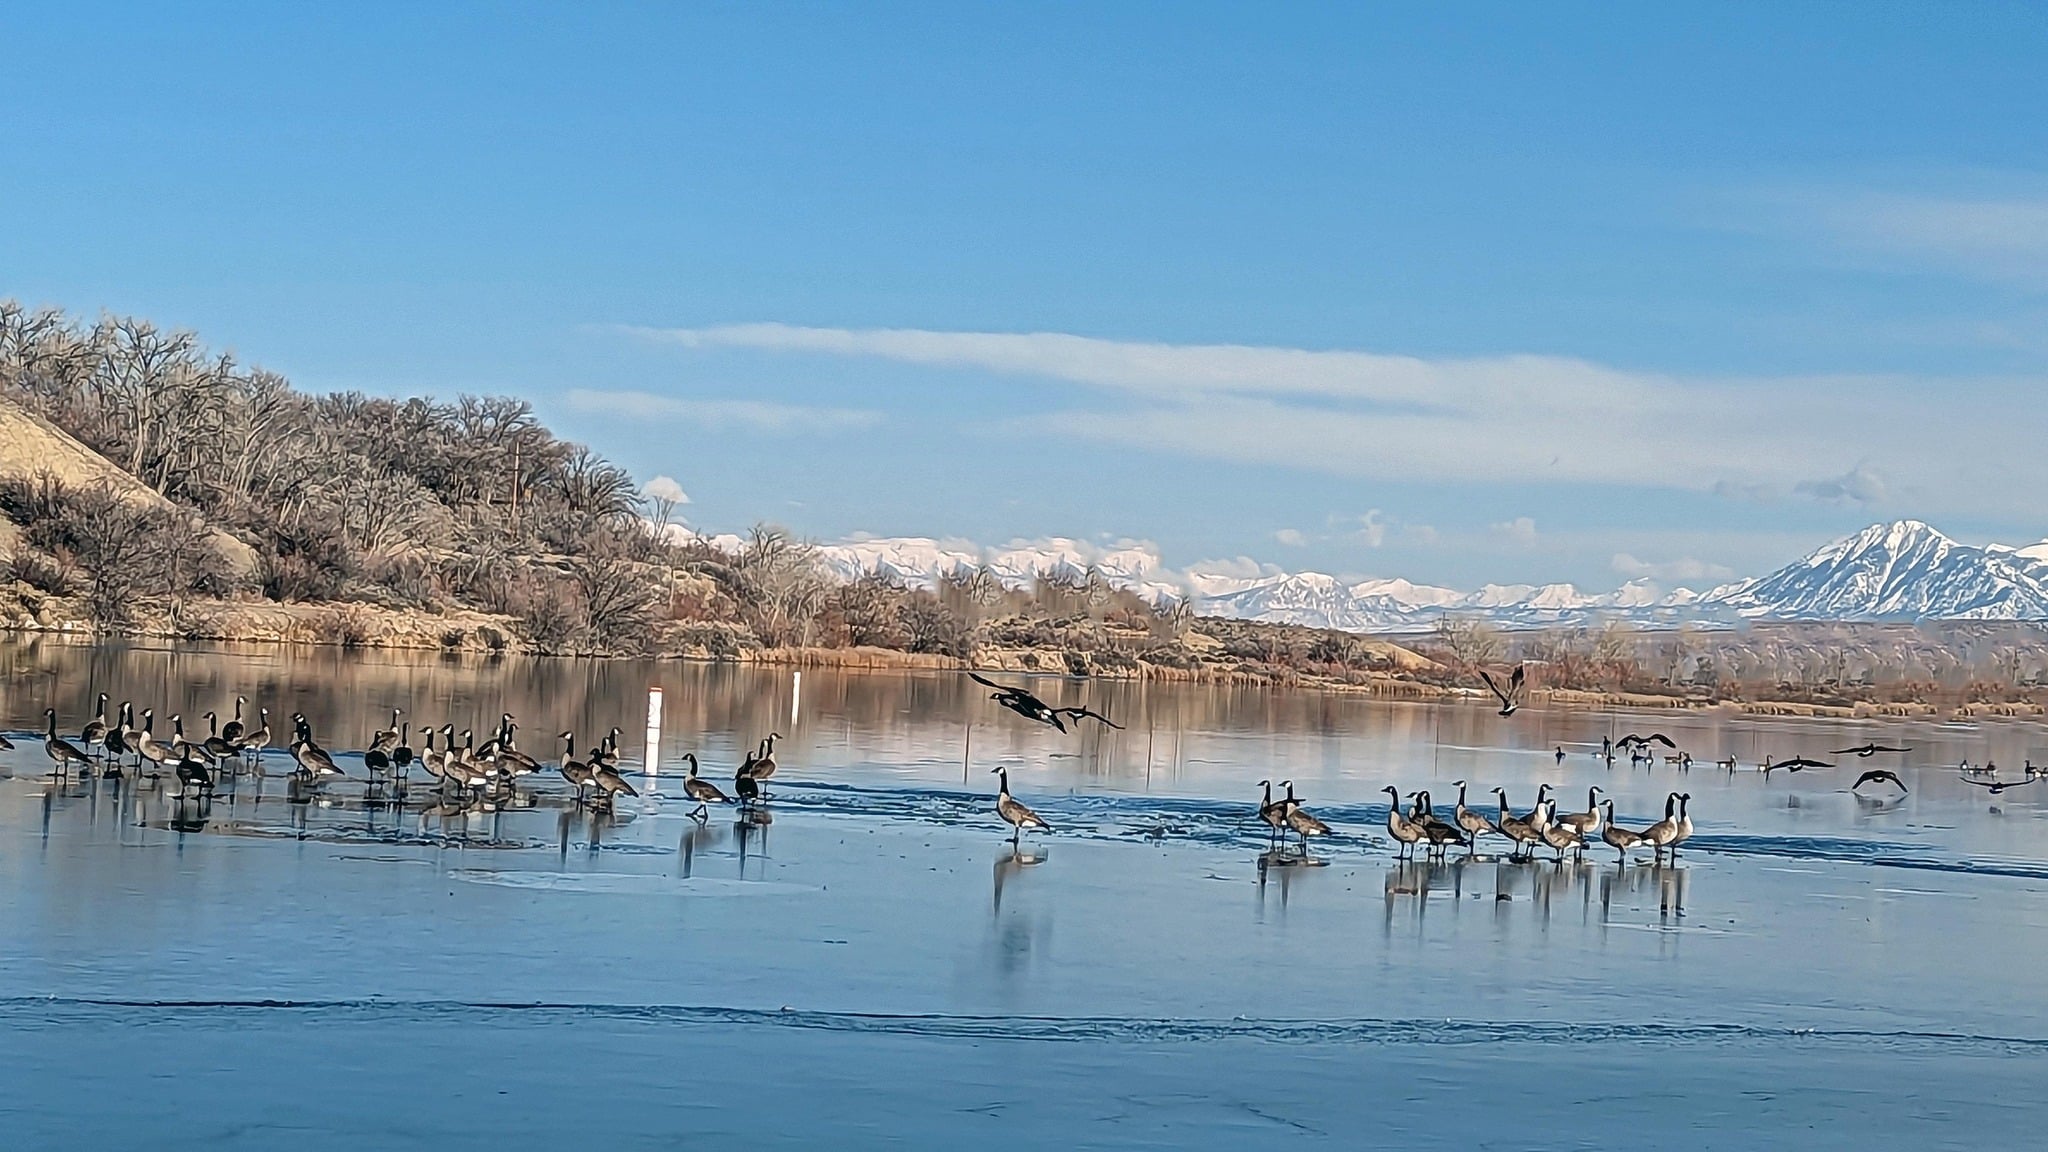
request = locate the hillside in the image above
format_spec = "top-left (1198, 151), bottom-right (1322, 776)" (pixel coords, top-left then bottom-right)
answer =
top-left (0, 303), bottom-right (1439, 688)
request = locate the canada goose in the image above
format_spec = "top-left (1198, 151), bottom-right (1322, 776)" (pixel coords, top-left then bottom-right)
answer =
top-left (220, 696), bottom-right (247, 745)
top-left (1833, 743), bottom-right (1910, 758)
top-left (80, 693), bottom-right (110, 756)
top-left (1960, 774), bottom-right (2039, 795)
top-left (1256, 780), bottom-right (1288, 847)
top-left (445, 753), bottom-right (494, 800)
top-left (173, 750), bottom-right (213, 797)
top-left (1493, 788), bottom-right (1541, 859)
top-left (288, 715), bottom-right (343, 780)
top-left (239, 709), bottom-right (272, 764)
top-left (392, 723), bottom-right (414, 768)
top-left (1521, 784), bottom-right (1554, 834)
top-left (0, 730), bottom-right (12, 750)
top-left (1672, 794), bottom-right (1694, 855)
top-left (993, 766), bottom-right (1051, 843)
top-left (682, 753), bottom-right (730, 822)
top-left (369, 709), bottom-right (402, 754)
top-left (168, 714), bottom-right (215, 765)
top-left (1452, 780), bottom-right (1497, 849)
top-left (1851, 768), bottom-right (1907, 793)
top-left (1540, 806), bottom-right (1584, 861)
top-left (1478, 664), bottom-right (1526, 717)
top-left (968, 672), bottom-right (1121, 732)
top-left (1555, 787), bottom-right (1604, 837)
top-left (592, 758), bottom-right (638, 804)
top-left (42, 709), bottom-right (92, 779)
top-left (557, 732), bottom-right (592, 803)
top-left (102, 701), bottom-right (134, 771)
top-left (1618, 733), bottom-right (1678, 751)
top-left (1382, 786), bottom-right (1424, 859)
top-left (1411, 791), bottom-right (1467, 857)
top-left (1599, 800), bottom-right (1644, 861)
top-left (200, 712), bottom-right (237, 761)
top-left (416, 727), bottom-right (444, 781)
top-left (134, 710), bottom-right (173, 776)
top-left (749, 733), bottom-right (782, 782)
top-left (595, 727), bottom-right (625, 770)
top-left (1766, 757), bottom-right (1833, 774)
top-left (1639, 794), bottom-right (1680, 860)
top-left (1281, 780), bottom-right (1332, 853)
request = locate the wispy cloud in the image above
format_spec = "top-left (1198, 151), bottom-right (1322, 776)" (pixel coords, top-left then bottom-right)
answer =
top-left (1273, 528), bottom-right (1307, 547)
top-left (624, 322), bottom-right (2048, 520)
top-left (1611, 553), bottom-right (1735, 583)
top-left (1490, 516), bottom-right (1538, 546)
top-left (1825, 192), bottom-right (2048, 286)
top-left (565, 388), bottom-right (882, 433)
top-left (1794, 464), bottom-right (1888, 506)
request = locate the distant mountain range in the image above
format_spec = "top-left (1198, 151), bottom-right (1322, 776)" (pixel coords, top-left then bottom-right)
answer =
top-left (793, 520), bottom-right (2048, 632)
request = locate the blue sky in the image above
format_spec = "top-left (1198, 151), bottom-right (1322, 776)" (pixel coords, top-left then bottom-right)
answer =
top-left (6, 3), bottom-right (2047, 590)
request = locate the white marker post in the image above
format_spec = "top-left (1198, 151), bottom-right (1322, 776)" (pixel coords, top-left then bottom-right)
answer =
top-left (646, 687), bottom-right (664, 777)
top-left (791, 669), bottom-right (801, 728)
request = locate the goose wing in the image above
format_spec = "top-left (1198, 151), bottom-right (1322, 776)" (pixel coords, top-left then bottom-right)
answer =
top-left (1054, 706), bottom-right (1122, 730)
top-left (1477, 669), bottom-right (1514, 707)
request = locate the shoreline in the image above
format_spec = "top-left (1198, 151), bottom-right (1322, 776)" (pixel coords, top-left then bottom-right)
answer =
top-left (5, 615), bottom-right (2043, 727)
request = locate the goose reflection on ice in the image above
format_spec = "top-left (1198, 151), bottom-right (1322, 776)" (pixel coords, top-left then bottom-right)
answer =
top-left (1597, 860), bottom-right (1690, 926)
top-left (994, 845), bottom-right (1047, 915)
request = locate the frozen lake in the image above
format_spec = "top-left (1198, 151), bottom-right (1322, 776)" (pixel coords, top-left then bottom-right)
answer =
top-left (4, 639), bottom-right (2048, 1148)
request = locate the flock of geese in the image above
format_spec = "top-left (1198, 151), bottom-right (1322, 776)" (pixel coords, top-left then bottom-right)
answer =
top-left (8, 665), bottom-right (2042, 859)
top-left (15, 694), bottom-right (790, 825)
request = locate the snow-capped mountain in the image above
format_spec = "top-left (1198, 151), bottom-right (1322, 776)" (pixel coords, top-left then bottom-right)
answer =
top-left (1196, 574), bottom-right (1705, 631)
top-left (1707, 520), bottom-right (2048, 621)
top-left (683, 519), bottom-right (2048, 632)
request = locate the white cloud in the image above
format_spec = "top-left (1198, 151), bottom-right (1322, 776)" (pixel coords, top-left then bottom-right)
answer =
top-left (1273, 528), bottom-right (1307, 547)
top-left (1826, 193), bottom-right (2048, 285)
top-left (643, 475), bottom-right (690, 505)
top-left (624, 321), bottom-right (2048, 521)
top-left (1490, 516), bottom-right (1538, 546)
top-left (1794, 464), bottom-right (1888, 506)
top-left (1611, 553), bottom-right (1736, 582)
top-left (1402, 524), bottom-right (1442, 546)
top-left (565, 388), bottom-right (882, 433)
top-left (1186, 556), bottom-right (1281, 580)
top-left (1352, 509), bottom-right (1388, 548)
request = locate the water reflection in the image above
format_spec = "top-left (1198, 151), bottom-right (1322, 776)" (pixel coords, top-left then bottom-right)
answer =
top-left (993, 845), bottom-right (1047, 915)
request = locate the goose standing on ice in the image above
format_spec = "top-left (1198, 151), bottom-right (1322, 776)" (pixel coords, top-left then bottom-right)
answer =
top-left (1494, 788), bottom-right (1541, 860)
top-left (1452, 780), bottom-right (1497, 851)
top-left (682, 753), bottom-right (730, 822)
top-left (1599, 800), bottom-right (1644, 862)
top-left (220, 697), bottom-right (248, 745)
top-left (43, 709), bottom-right (92, 780)
top-left (993, 766), bottom-right (1051, 845)
top-left (1639, 794), bottom-right (1681, 861)
top-left (1382, 786), bottom-right (1424, 859)
top-left (1256, 780), bottom-right (1289, 848)
top-left (1555, 786), bottom-right (1603, 838)
top-left (80, 694), bottom-right (110, 760)
top-left (1281, 780), bottom-right (1331, 854)
top-left (1671, 793), bottom-right (1694, 856)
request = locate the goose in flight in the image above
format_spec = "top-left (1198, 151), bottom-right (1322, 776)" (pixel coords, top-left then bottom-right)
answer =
top-left (1832, 743), bottom-right (1910, 758)
top-left (1616, 733), bottom-right (1678, 751)
top-left (1478, 665), bottom-right (1525, 717)
top-left (1766, 757), bottom-right (1834, 774)
top-left (968, 672), bottom-right (1121, 732)
top-left (1961, 774), bottom-right (2039, 796)
top-left (1852, 769), bottom-right (1907, 794)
